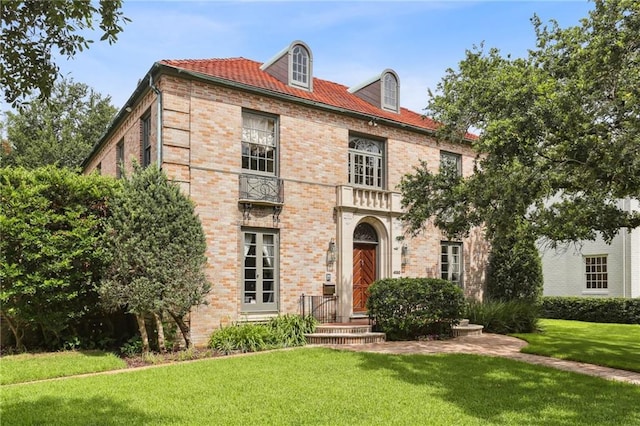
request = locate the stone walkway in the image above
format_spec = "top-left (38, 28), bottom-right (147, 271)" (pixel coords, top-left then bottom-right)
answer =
top-left (317, 333), bottom-right (640, 385)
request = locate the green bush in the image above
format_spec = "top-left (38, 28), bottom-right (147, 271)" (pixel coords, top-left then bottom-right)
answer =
top-left (366, 278), bottom-right (465, 340)
top-left (541, 297), bottom-right (640, 324)
top-left (208, 314), bottom-right (317, 355)
top-left (486, 233), bottom-right (543, 302)
top-left (0, 166), bottom-right (121, 351)
top-left (465, 299), bottom-right (540, 334)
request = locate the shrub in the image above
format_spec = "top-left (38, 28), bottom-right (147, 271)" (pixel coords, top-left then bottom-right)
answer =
top-left (541, 297), bottom-right (640, 324)
top-left (0, 166), bottom-right (121, 351)
top-left (466, 299), bottom-right (540, 334)
top-left (366, 278), bottom-right (465, 340)
top-left (486, 233), bottom-right (543, 302)
top-left (267, 314), bottom-right (317, 347)
top-left (208, 314), bottom-right (317, 355)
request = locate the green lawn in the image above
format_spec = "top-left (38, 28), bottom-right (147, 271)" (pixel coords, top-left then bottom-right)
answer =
top-left (0, 350), bottom-right (126, 385)
top-left (512, 319), bottom-right (640, 372)
top-left (2, 348), bottom-right (639, 425)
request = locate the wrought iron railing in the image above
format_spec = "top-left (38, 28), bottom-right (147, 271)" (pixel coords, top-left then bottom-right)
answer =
top-left (300, 294), bottom-right (337, 323)
top-left (239, 174), bottom-right (284, 204)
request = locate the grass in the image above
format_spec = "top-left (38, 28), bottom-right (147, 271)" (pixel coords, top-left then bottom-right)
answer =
top-left (512, 319), bottom-right (640, 372)
top-left (0, 350), bottom-right (126, 385)
top-left (2, 348), bottom-right (639, 425)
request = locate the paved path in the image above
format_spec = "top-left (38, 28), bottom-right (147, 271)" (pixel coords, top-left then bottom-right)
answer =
top-left (317, 333), bottom-right (640, 385)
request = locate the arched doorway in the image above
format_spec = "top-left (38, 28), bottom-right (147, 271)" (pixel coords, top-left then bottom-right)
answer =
top-left (352, 222), bottom-right (378, 312)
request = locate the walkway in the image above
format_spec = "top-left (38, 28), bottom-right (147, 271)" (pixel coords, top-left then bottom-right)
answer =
top-left (317, 333), bottom-right (640, 385)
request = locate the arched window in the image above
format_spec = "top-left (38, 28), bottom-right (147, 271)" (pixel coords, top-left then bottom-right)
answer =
top-left (348, 136), bottom-right (384, 188)
top-left (353, 222), bottom-right (378, 243)
top-left (382, 72), bottom-right (399, 112)
top-left (291, 44), bottom-right (310, 89)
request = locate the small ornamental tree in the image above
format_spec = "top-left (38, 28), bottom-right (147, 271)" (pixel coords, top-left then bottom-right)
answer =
top-left (0, 166), bottom-right (119, 350)
top-left (99, 165), bottom-right (210, 351)
top-left (486, 230), bottom-right (543, 302)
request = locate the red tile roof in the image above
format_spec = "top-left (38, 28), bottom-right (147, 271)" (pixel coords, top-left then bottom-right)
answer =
top-left (159, 57), bottom-right (449, 135)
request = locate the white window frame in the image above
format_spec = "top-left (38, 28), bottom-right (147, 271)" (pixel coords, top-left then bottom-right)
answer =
top-left (441, 242), bottom-right (463, 288)
top-left (440, 151), bottom-right (462, 176)
top-left (242, 229), bottom-right (279, 313)
top-left (290, 44), bottom-right (311, 90)
top-left (348, 135), bottom-right (385, 189)
top-left (241, 111), bottom-right (278, 176)
top-left (382, 72), bottom-right (399, 112)
top-left (585, 255), bottom-right (608, 290)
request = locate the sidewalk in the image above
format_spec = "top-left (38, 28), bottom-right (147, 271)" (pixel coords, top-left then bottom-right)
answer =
top-left (318, 333), bottom-right (640, 385)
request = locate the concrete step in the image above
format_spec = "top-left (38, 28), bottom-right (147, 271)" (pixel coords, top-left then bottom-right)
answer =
top-left (305, 332), bottom-right (386, 345)
top-left (452, 324), bottom-right (484, 337)
top-left (314, 325), bottom-right (372, 334)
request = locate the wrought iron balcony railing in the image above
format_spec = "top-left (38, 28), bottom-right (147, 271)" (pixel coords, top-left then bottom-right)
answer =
top-left (239, 174), bottom-right (284, 205)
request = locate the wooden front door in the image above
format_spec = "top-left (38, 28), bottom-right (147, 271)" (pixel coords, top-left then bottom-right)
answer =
top-left (353, 243), bottom-right (377, 312)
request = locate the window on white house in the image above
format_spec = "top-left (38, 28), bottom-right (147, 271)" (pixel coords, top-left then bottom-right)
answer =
top-left (242, 229), bottom-right (279, 312)
top-left (141, 111), bottom-right (152, 167)
top-left (441, 242), bottom-right (463, 288)
top-left (291, 44), bottom-right (310, 89)
top-left (348, 136), bottom-right (384, 189)
top-left (382, 72), bottom-right (399, 112)
top-left (116, 139), bottom-right (124, 179)
top-left (440, 151), bottom-right (462, 176)
top-left (585, 255), bottom-right (608, 289)
top-left (242, 112), bottom-right (278, 175)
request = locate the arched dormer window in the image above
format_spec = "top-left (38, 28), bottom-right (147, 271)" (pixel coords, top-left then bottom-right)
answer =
top-left (289, 42), bottom-right (312, 90)
top-left (382, 71), bottom-right (399, 112)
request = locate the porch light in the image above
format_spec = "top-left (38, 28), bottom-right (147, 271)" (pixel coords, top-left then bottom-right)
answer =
top-left (326, 238), bottom-right (337, 267)
top-left (401, 243), bottom-right (409, 266)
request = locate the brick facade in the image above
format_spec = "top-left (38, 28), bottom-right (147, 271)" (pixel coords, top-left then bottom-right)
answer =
top-left (85, 50), bottom-right (488, 346)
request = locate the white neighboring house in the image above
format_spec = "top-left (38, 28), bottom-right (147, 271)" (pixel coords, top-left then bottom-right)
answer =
top-left (540, 198), bottom-right (640, 298)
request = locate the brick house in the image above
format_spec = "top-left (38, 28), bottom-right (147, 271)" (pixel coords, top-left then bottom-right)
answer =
top-left (83, 40), bottom-right (488, 346)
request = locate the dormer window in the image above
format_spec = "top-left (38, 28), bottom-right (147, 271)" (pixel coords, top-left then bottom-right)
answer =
top-left (382, 71), bottom-right (399, 112)
top-left (261, 40), bottom-right (313, 91)
top-left (291, 45), bottom-right (309, 88)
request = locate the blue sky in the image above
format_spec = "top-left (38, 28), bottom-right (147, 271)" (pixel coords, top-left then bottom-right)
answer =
top-left (22, 1), bottom-right (596, 114)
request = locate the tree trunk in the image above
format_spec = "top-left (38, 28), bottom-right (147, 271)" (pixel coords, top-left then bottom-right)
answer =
top-left (168, 311), bottom-right (191, 348)
top-left (1, 311), bottom-right (25, 352)
top-left (135, 314), bottom-right (150, 353)
top-left (154, 312), bottom-right (166, 353)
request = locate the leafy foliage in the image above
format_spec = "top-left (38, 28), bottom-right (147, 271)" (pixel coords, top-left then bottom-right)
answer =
top-left (541, 297), bottom-right (640, 324)
top-left (401, 0), bottom-right (639, 249)
top-left (486, 230), bottom-right (543, 301)
top-left (1, 78), bottom-right (117, 169)
top-left (0, 0), bottom-right (129, 108)
top-left (366, 278), bottom-right (466, 340)
top-left (99, 165), bottom-right (210, 350)
top-left (466, 299), bottom-right (540, 334)
top-left (0, 166), bottom-right (120, 350)
top-left (208, 314), bottom-right (317, 355)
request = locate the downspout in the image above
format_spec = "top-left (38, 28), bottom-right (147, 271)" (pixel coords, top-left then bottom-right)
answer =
top-left (150, 75), bottom-right (163, 167)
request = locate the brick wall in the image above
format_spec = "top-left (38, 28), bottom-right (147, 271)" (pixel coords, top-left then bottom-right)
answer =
top-left (86, 73), bottom-right (487, 346)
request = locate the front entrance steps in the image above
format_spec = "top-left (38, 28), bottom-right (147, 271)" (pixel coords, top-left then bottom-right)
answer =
top-left (305, 323), bottom-right (386, 345)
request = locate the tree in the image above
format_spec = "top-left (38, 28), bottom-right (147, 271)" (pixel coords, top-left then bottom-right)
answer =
top-left (1, 0), bottom-right (129, 108)
top-left (99, 165), bottom-right (210, 351)
top-left (0, 166), bottom-right (120, 350)
top-left (401, 0), bottom-right (639, 253)
top-left (1, 78), bottom-right (117, 169)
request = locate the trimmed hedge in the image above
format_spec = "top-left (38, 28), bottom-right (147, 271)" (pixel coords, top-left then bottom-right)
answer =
top-left (366, 278), bottom-right (465, 340)
top-left (541, 297), bottom-right (640, 324)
